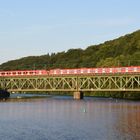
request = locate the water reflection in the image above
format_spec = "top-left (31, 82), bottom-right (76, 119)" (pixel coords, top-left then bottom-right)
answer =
top-left (115, 103), bottom-right (140, 139)
top-left (0, 95), bottom-right (140, 140)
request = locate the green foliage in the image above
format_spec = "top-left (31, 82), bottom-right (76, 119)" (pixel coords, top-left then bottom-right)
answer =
top-left (0, 30), bottom-right (140, 70)
top-left (96, 57), bottom-right (116, 67)
top-left (83, 91), bottom-right (140, 100)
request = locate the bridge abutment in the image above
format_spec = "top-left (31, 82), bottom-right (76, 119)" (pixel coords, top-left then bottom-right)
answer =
top-left (73, 91), bottom-right (83, 99)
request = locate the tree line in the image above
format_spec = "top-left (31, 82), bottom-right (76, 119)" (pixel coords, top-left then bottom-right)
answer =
top-left (0, 30), bottom-right (140, 70)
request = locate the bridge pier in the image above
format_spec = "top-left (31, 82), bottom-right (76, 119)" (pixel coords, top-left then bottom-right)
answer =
top-left (73, 91), bottom-right (83, 99)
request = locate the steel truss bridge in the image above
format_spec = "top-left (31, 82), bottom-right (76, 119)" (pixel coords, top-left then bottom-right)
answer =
top-left (0, 74), bottom-right (140, 93)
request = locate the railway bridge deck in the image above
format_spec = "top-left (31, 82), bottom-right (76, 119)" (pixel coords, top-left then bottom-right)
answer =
top-left (0, 73), bottom-right (140, 99)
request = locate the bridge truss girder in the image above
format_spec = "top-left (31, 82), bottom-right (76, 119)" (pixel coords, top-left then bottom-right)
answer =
top-left (0, 75), bottom-right (140, 92)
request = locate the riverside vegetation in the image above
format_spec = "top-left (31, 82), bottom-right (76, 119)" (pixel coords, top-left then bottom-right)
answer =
top-left (0, 30), bottom-right (140, 100)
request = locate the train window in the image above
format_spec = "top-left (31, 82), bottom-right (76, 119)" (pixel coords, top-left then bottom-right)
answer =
top-left (117, 68), bottom-right (121, 72)
top-left (121, 68), bottom-right (126, 72)
top-left (74, 70), bottom-right (77, 73)
top-left (39, 71), bottom-right (42, 74)
top-left (67, 70), bottom-right (70, 74)
top-left (87, 69), bottom-right (91, 73)
top-left (84, 69), bottom-right (88, 73)
top-left (110, 68), bottom-right (112, 73)
top-left (54, 70), bottom-right (56, 74)
top-left (23, 72), bottom-right (28, 74)
top-left (125, 68), bottom-right (128, 72)
top-left (129, 67), bottom-right (133, 70)
top-left (60, 70), bottom-right (63, 74)
top-left (137, 68), bottom-right (140, 72)
top-left (71, 70), bottom-right (75, 74)
top-left (102, 69), bottom-right (105, 73)
top-left (134, 67), bottom-right (137, 72)
top-left (92, 69), bottom-right (95, 73)
top-left (95, 69), bottom-right (98, 73)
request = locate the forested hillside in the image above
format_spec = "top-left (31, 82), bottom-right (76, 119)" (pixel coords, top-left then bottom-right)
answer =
top-left (0, 30), bottom-right (140, 70)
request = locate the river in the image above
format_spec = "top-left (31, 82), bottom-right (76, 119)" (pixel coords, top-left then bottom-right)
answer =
top-left (0, 94), bottom-right (140, 140)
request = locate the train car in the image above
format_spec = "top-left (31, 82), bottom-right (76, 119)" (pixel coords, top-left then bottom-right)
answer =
top-left (113, 66), bottom-right (140, 74)
top-left (0, 70), bottom-right (48, 77)
top-left (126, 66), bottom-right (140, 73)
top-left (49, 66), bottom-right (140, 76)
top-left (49, 68), bottom-right (95, 76)
top-left (0, 66), bottom-right (140, 77)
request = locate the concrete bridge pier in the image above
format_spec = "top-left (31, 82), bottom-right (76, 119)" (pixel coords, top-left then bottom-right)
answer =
top-left (73, 91), bottom-right (83, 99)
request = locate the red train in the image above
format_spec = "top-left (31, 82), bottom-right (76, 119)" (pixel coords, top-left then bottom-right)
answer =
top-left (0, 66), bottom-right (140, 77)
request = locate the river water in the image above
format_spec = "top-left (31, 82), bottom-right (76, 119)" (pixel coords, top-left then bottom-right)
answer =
top-left (0, 94), bottom-right (140, 140)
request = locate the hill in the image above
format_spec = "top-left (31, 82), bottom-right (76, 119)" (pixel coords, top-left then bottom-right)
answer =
top-left (0, 30), bottom-right (140, 70)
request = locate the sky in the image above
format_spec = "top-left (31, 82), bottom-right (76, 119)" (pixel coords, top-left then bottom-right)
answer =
top-left (0, 0), bottom-right (140, 64)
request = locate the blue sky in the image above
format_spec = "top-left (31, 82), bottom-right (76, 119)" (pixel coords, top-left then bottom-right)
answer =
top-left (0, 0), bottom-right (140, 64)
